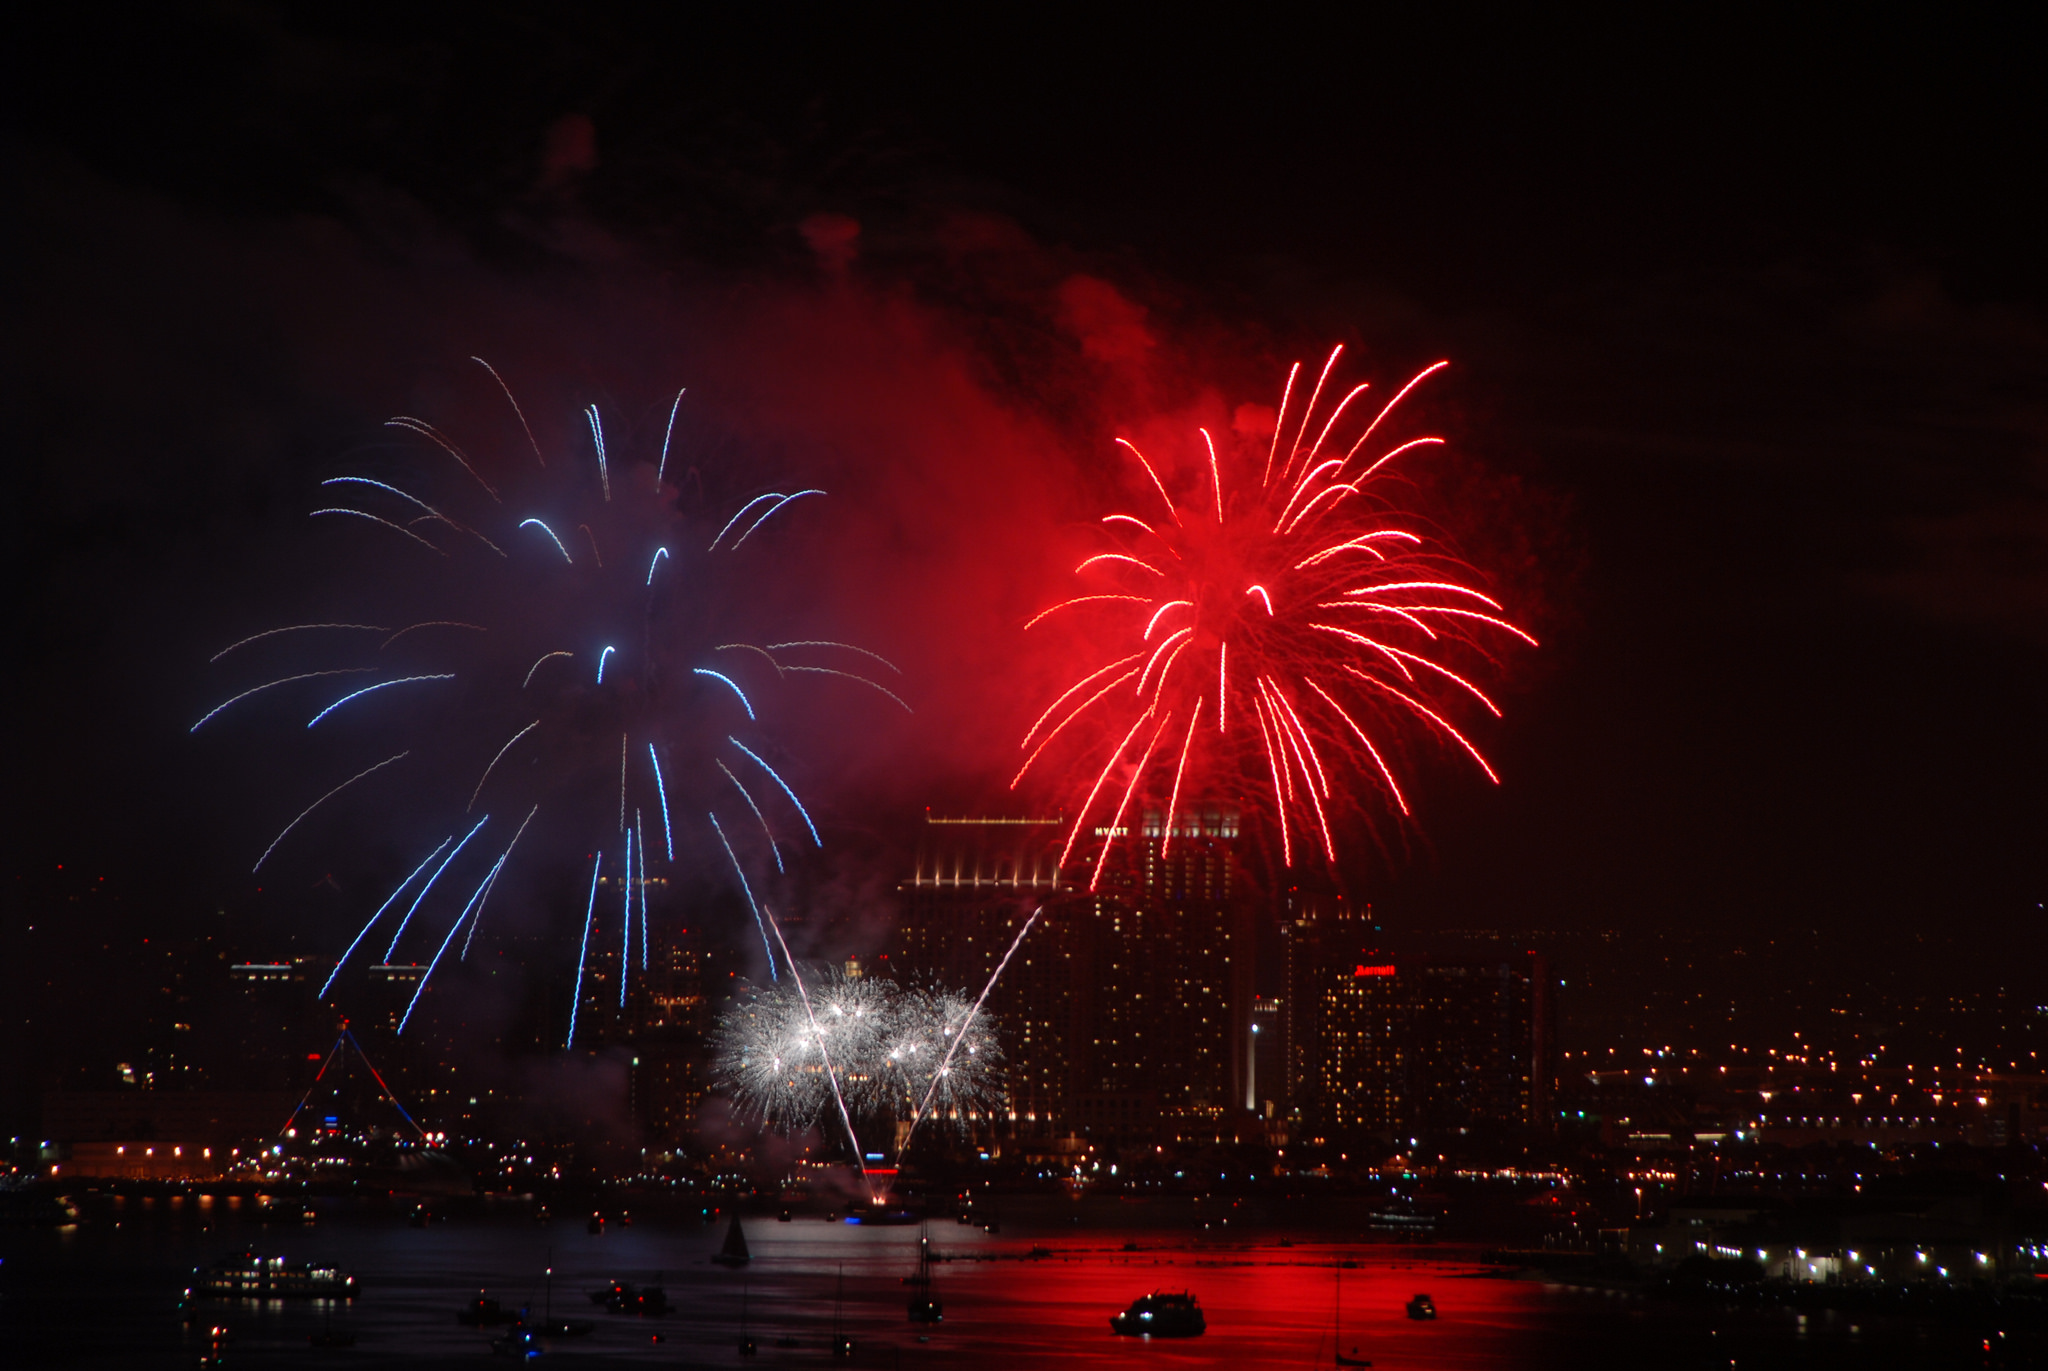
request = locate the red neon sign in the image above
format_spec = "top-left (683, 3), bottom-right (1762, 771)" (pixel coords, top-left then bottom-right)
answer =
top-left (1354, 964), bottom-right (1396, 976)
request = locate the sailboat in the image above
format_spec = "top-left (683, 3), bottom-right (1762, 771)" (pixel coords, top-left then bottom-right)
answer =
top-left (831, 1265), bottom-right (855, 1359)
top-left (906, 1235), bottom-right (942, 1323)
top-left (738, 1279), bottom-right (757, 1356)
top-left (712, 1214), bottom-right (751, 1268)
top-left (522, 1252), bottom-right (595, 1339)
top-left (1332, 1265), bottom-right (1371, 1367)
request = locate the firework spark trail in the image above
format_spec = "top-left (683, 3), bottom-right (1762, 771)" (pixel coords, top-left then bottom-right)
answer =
top-left (636, 816), bottom-right (649, 970)
top-left (191, 669), bottom-right (375, 733)
top-left (693, 669), bottom-right (756, 719)
top-left (519, 518), bottom-right (573, 562)
top-left (1016, 350), bottom-right (1534, 883)
top-left (767, 642), bottom-right (904, 673)
top-left (522, 650), bottom-right (573, 687)
top-left (252, 751), bottom-right (409, 873)
top-left (320, 836), bottom-right (450, 998)
top-left (385, 416), bottom-right (497, 500)
top-left (306, 674), bottom-right (456, 729)
top-left (717, 760), bottom-right (783, 872)
top-left (619, 830), bottom-right (633, 1008)
top-left (381, 621), bottom-right (488, 650)
top-left (385, 814), bottom-right (489, 959)
top-left (779, 664), bottom-right (914, 714)
top-left (468, 720), bottom-right (540, 810)
top-left (760, 906), bottom-right (869, 1190)
top-left (657, 389), bottom-right (685, 486)
top-left (585, 405), bottom-right (611, 502)
top-left (728, 737), bottom-right (820, 846)
top-left (567, 851), bottom-right (602, 1049)
top-left (647, 744), bottom-right (674, 860)
top-left (310, 507), bottom-right (446, 554)
top-left (210, 624), bottom-right (387, 664)
top-left (729, 490), bottom-right (825, 549)
top-left (462, 805), bottom-right (536, 959)
top-left (400, 852), bottom-right (503, 1034)
top-left (710, 811), bottom-right (776, 980)
top-left (471, 357), bottom-right (544, 466)
top-left (894, 905), bottom-right (1040, 1165)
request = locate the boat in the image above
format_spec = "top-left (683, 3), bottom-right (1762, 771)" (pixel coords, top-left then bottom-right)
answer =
top-left (1109, 1291), bottom-right (1205, 1337)
top-left (1330, 1266), bottom-right (1371, 1366)
top-left (831, 1266), bottom-right (855, 1359)
top-left (597, 1282), bottom-right (667, 1316)
top-left (257, 1197), bottom-right (316, 1224)
top-left (188, 1253), bottom-right (356, 1299)
top-left (906, 1236), bottom-right (942, 1323)
top-left (1406, 1293), bottom-right (1437, 1321)
top-left (738, 1280), bottom-right (757, 1356)
top-left (522, 1251), bottom-right (593, 1338)
top-left (490, 1325), bottom-right (544, 1358)
top-left (525, 1317), bottom-right (595, 1338)
top-left (458, 1293), bottom-right (521, 1326)
top-left (711, 1214), bottom-right (751, 1267)
top-left (308, 1329), bottom-right (357, 1348)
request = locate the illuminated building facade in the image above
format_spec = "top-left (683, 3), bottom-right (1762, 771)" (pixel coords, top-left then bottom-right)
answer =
top-left (891, 807), bottom-right (1253, 1144)
top-left (1086, 808), bottom-right (1248, 1135)
top-left (892, 815), bottom-right (1076, 1132)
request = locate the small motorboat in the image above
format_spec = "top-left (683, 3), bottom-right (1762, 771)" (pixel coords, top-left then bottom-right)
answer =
top-left (609, 1284), bottom-right (667, 1316)
top-left (489, 1325), bottom-right (543, 1358)
top-left (458, 1293), bottom-right (520, 1326)
top-left (1109, 1291), bottom-right (1205, 1338)
top-left (906, 1236), bottom-right (942, 1323)
top-left (1406, 1293), bottom-right (1437, 1321)
top-left (526, 1317), bottom-right (595, 1338)
top-left (587, 1279), bottom-right (632, 1307)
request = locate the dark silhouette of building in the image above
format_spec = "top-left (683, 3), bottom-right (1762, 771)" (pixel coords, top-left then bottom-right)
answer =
top-left (626, 934), bottom-right (710, 1151)
top-left (1406, 956), bottom-right (1552, 1134)
top-left (1285, 899), bottom-right (1554, 1142)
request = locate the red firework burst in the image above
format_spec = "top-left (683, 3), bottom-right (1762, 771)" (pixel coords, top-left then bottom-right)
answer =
top-left (1016, 347), bottom-right (1536, 888)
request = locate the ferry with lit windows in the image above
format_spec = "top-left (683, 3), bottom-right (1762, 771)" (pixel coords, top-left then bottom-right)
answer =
top-left (188, 1253), bottom-right (357, 1299)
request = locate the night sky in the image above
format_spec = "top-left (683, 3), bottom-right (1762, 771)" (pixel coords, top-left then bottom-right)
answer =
top-left (9, 7), bottom-right (2046, 1061)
